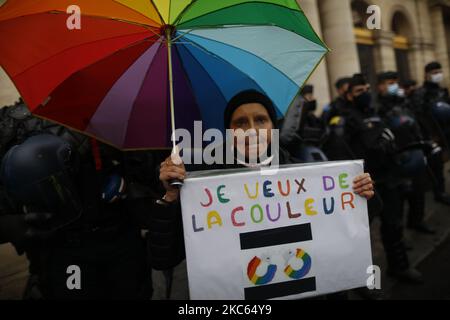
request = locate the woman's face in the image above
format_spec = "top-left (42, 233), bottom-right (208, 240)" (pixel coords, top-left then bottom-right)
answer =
top-left (229, 103), bottom-right (274, 159)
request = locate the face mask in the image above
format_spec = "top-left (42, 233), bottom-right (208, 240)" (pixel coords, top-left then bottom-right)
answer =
top-left (354, 91), bottom-right (372, 111)
top-left (397, 88), bottom-right (406, 98)
top-left (304, 100), bottom-right (317, 112)
top-left (387, 83), bottom-right (400, 96)
top-left (431, 73), bottom-right (444, 84)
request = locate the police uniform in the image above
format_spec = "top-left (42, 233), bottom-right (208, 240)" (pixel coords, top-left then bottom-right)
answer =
top-left (375, 94), bottom-right (432, 233)
top-left (0, 101), bottom-right (183, 299)
top-left (325, 101), bottom-right (414, 277)
top-left (409, 81), bottom-right (450, 204)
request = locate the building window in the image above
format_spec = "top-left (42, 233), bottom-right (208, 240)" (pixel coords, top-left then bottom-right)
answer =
top-left (357, 44), bottom-right (377, 89)
top-left (395, 49), bottom-right (410, 83)
top-left (392, 11), bottom-right (412, 82)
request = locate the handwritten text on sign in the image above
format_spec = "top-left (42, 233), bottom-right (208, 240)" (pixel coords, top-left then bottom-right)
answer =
top-left (180, 161), bottom-right (373, 300)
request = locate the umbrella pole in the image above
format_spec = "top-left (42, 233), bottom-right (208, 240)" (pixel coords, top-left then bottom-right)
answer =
top-left (166, 28), bottom-right (184, 188)
top-left (166, 29), bottom-right (177, 152)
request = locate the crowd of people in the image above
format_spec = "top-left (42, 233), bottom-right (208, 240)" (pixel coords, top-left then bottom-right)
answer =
top-left (279, 61), bottom-right (450, 287)
top-left (0, 61), bottom-right (449, 300)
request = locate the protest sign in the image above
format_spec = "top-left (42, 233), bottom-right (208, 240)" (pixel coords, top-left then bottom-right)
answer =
top-left (180, 161), bottom-right (372, 300)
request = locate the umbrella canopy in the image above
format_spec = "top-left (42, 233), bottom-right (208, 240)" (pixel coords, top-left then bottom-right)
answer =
top-left (0, 0), bottom-right (328, 150)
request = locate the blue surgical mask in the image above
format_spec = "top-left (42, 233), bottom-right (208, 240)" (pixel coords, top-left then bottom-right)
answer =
top-left (387, 83), bottom-right (400, 96)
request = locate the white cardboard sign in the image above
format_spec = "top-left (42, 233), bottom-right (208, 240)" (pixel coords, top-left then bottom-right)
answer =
top-left (180, 161), bottom-right (373, 300)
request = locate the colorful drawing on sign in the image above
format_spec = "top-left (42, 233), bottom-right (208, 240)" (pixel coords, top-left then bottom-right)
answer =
top-left (246, 248), bottom-right (312, 285)
top-left (284, 249), bottom-right (312, 280)
top-left (247, 256), bottom-right (277, 285)
top-left (241, 224), bottom-right (317, 299)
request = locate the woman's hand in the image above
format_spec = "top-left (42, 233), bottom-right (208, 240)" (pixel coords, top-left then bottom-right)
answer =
top-left (353, 173), bottom-right (375, 200)
top-left (159, 154), bottom-right (186, 203)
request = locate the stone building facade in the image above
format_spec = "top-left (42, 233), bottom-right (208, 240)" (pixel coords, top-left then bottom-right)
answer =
top-left (1, 0), bottom-right (450, 111)
top-left (302, 0), bottom-right (450, 109)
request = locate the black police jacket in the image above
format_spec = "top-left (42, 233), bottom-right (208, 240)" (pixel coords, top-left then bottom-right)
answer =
top-left (375, 94), bottom-right (423, 150)
top-left (409, 81), bottom-right (449, 150)
top-left (330, 103), bottom-right (397, 182)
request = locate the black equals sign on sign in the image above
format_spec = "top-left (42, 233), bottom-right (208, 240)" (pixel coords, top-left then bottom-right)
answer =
top-left (240, 223), bottom-right (316, 300)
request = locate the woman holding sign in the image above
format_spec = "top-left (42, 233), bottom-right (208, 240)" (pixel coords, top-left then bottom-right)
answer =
top-left (159, 90), bottom-right (375, 203)
top-left (157, 91), bottom-right (375, 300)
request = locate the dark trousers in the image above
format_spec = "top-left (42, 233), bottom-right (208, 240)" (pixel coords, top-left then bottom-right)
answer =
top-left (377, 183), bottom-right (410, 272)
top-left (428, 152), bottom-right (447, 195)
top-left (406, 174), bottom-right (427, 227)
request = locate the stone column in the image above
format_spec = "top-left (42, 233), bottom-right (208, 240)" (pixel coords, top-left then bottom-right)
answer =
top-left (409, 37), bottom-right (425, 82)
top-left (372, 30), bottom-right (397, 73)
top-left (403, 0), bottom-right (437, 84)
top-left (430, 4), bottom-right (450, 87)
top-left (298, 0), bottom-right (331, 112)
top-left (0, 68), bottom-right (20, 107)
top-left (0, 0), bottom-right (20, 106)
top-left (318, 0), bottom-right (361, 98)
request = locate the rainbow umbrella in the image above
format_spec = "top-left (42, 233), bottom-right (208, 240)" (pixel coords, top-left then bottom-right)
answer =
top-left (0, 0), bottom-right (328, 150)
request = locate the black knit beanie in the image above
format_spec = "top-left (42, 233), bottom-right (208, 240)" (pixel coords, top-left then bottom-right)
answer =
top-left (224, 90), bottom-right (278, 129)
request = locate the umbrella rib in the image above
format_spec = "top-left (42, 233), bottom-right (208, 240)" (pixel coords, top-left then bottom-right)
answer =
top-left (168, 0), bottom-right (172, 25)
top-left (13, 30), bottom-right (157, 79)
top-left (31, 112), bottom-right (125, 151)
top-left (0, 10), bottom-right (162, 29)
top-left (180, 30), bottom-right (300, 90)
top-left (175, 41), bottom-right (228, 116)
top-left (175, 1), bottom-right (327, 49)
top-left (178, 31), bottom-right (324, 119)
top-left (29, 36), bottom-right (158, 112)
top-left (91, 41), bottom-right (163, 149)
top-left (170, 45), bottom-right (208, 132)
top-left (33, 111), bottom-right (172, 151)
top-left (173, 0), bottom-right (199, 25)
top-left (172, 29), bottom-right (195, 43)
top-left (102, 0), bottom-right (164, 25)
top-left (121, 42), bottom-right (164, 148)
top-left (149, 0), bottom-right (166, 25)
top-left (178, 37), bottom-right (277, 113)
top-left (175, 1), bottom-right (301, 27)
top-left (176, 23), bottom-right (285, 43)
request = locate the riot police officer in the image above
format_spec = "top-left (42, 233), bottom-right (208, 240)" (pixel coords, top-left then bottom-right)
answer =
top-left (0, 99), bottom-right (92, 299)
top-left (321, 77), bottom-right (351, 125)
top-left (326, 74), bottom-right (423, 284)
top-left (375, 71), bottom-right (434, 235)
top-left (0, 101), bottom-right (170, 299)
top-left (410, 62), bottom-right (450, 205)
